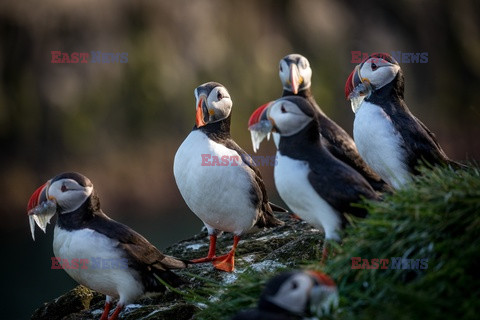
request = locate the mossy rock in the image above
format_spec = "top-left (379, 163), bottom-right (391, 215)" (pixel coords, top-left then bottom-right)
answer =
top-left (30, 212), bottom-right (323, 319)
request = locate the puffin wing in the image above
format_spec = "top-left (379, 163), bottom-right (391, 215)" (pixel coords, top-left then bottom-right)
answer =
top-left (307, 156), bottom-right (379, 220)
top-left (87, 214), bottom-right (187, 270)
top-left (392, 103), bottom-right (454, 172)
top-left (221, 138), bottom-right (285, 228)
top-left (314, 109), bottom-right (388, 191)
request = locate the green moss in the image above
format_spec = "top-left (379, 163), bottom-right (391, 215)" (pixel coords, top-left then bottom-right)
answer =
top-left (323, 165), bottom-right (480, 320)
top-left (192, 165), bottom-right (480, 320)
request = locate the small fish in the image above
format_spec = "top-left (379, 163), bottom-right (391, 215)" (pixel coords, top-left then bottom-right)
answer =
top-left (28, 200), bottom-right (57, 241)
top-left (248, 120), bottom-right (272, 153)
top-left (348, 83), bottom-right (368, 113)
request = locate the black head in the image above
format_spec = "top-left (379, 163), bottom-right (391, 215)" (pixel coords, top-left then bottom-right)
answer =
top-left (345, 53), bottom-right (403, 100)
top-left (258, 270), bottom-right (338, 317)
top-left (194, 82), bottom-right (232, 128)
top-left (267, 96), bottom-right (317, 137)
top-left (28, 172), bottom-right (94, 215)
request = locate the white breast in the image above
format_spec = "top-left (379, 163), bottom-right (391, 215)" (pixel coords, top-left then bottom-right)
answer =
top-left (274, 152), bottom-right (341, 241)
top-left (353, 102), bottom-right (411, 189)
top-left (53, 226), bottom-right (144, 304)
top-left (173, 130), bottom-right (259, 235)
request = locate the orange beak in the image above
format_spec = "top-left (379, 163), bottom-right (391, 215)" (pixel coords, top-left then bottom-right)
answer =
top-left (248, 102), bottom-right (272, 128)
top-left (289, 64), bottom-right (302, 94)
top-left (27, 182), bottom-right (49, 214)
top-left (306, 270), bottom-right (336, 288)
top-left (196, 98), bottom-right (206, 127)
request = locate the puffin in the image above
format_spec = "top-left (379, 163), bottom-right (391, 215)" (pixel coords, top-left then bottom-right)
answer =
top-left (248, 96), bottom-right (379, 258)
top-left (344, 53), bottom-right (462, 189)
top-left (232, 270), bottom-right (338, 320)
top-left (27, 172), bottom-right (187, 320)
top-left (173, 82), bottom-right (285, 272)
top-left (251, 53), bottom-right (390, 192)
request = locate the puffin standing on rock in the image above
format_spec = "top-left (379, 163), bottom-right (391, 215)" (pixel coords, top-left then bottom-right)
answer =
top-left (232, 270), bottom-right (338, 320)
top-left (249, 96), bottom-right (380, 259)
top-left (174, 82), bottom-right (285, 272)
top-left (345, 53), bottom-right (462, 189)
top-left (27, 172), bottom-right (188, 320)
top-left (250, 54), bottom-right (390, 192)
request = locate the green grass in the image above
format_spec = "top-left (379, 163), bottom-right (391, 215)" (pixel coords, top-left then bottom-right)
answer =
top-left (187, 165), bottom-right (480, 320)
top-left (324, 164), bottom-right (480, 320)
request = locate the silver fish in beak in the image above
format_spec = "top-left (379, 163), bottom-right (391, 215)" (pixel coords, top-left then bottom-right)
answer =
top-left (348, 82), bottom-right (368, 113)
top-left (249, 120), bottom-right (272, 153)
top-left (27, 181), bottom-right (57, 240)
top-left (248, 102), bottom-right (273, 153)
top-left (28, 200), bottom-right (57, 240)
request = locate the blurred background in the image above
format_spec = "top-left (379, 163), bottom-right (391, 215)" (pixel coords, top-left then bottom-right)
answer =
top-left (0, 0), bottom-right (478, 318)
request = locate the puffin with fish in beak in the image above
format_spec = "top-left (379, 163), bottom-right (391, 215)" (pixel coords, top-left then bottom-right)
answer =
top-left (248, 96), bottom-right (380, 261)
top-left (250, 53), bottom-right (390, 193)
top-left (345, 53), bottom-right (463, 189)
top-left (27, 172), bottom-right (188, 320)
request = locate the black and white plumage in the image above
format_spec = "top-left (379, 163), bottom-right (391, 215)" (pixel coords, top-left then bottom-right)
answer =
top-left (232, 270), bottom-right (338, 320)
top-left (345, 53), bottom-right (461, 189)
top-left (249, 95), bottom-right (379, 247)
top-left (253, 54), bottom-right (390, 192)
top-left (173, 82), bottom-right (284, 272)
top-left (27, 172), bottom-right (187, 320)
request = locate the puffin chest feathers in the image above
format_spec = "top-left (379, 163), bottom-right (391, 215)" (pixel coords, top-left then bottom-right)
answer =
top-left (53, 225), bottom-right (144, 300)
top-left (274, 152), bottom-right (341, 241)
top-left (174, 130), bottom-right (259, 234)
top-left (353, 102), bottom-right (411, 189)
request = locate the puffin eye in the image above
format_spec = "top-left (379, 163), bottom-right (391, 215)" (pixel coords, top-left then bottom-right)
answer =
top-left (291, 281), bottom-right (298, 290)
top-left (61, 184), bottom-right (68, 192)
top-left (281, 105), bottom-right (287, 113)
top-left (371, 62), bottom-right (378, 71)
top-left (217, 91), bottom-right (223, 100)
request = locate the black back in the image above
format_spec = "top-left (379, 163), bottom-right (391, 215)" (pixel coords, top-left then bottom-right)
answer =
top-left (277, 96), bottom-right (379, 225)
top-left (365, 70), bottom-right (457, 174)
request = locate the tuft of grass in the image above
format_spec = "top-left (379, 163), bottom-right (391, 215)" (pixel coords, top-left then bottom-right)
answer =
top-left (187, 165), bottom-right (480, 320)
top-left (323, 164), bottom-right (480, 320)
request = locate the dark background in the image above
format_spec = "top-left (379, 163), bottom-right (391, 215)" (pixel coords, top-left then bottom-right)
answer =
top-left (0, 0), bottom-right (478, 319)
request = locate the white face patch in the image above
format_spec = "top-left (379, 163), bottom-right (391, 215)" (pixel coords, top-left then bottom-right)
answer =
top-left (268, 100), bottom-right (313, 137)
top-left (279, 59), bottom-right (290, 88)
top-left (267, 273), bottom-right (313, 314)
top-left (206, 86), bottom-right (232, 121)
top-left (48, 179), bottom-right (93, 214)
top-left (359, 58), bottom-right (400, 90)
